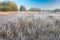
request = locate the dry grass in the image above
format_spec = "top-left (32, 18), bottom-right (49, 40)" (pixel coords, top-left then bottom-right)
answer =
top-left (0, 12), bottom-right (60, 40)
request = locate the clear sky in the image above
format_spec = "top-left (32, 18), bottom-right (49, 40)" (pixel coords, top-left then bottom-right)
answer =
top-left (0, 0), bottom-right (60, 10)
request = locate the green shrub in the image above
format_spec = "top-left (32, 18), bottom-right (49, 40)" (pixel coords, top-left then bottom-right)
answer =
top-left (0, 1), bottom-right (18, 11)
top-left (28, 8), bottom-right (41, 12)
top-left (20, 6), bottom-right (26, 11)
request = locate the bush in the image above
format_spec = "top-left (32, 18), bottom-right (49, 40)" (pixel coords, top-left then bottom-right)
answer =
top-left (28, 8), bottom-right (41, 12)
top-left (53, 8), bottom-right (60, 12)
top-left (0, 1), bottom-right (18, 11)
top-left (20, 6), bottom-right (26, 11)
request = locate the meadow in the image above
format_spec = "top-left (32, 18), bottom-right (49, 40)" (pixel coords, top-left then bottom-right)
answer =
top-left (0, 12), bottom-right (60, 40)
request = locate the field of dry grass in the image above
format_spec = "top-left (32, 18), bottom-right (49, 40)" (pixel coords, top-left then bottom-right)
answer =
top-left (0, 12), bottom-right (60, 16)
top-left (0, 12), bottom-right (60, 40)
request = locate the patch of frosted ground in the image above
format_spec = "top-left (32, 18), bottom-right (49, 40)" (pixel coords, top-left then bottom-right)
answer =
top-left (0, 13), bottom-right (60, 40)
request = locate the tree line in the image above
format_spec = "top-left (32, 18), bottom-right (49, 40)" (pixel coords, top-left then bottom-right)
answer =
top-left (0, 1), bottom-right (60, 12)
top-left (0, 1), bottom-right (41, 12)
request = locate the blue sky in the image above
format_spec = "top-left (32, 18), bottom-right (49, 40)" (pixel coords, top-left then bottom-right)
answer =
top-left (0, 0), bottom-right (60, 10)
